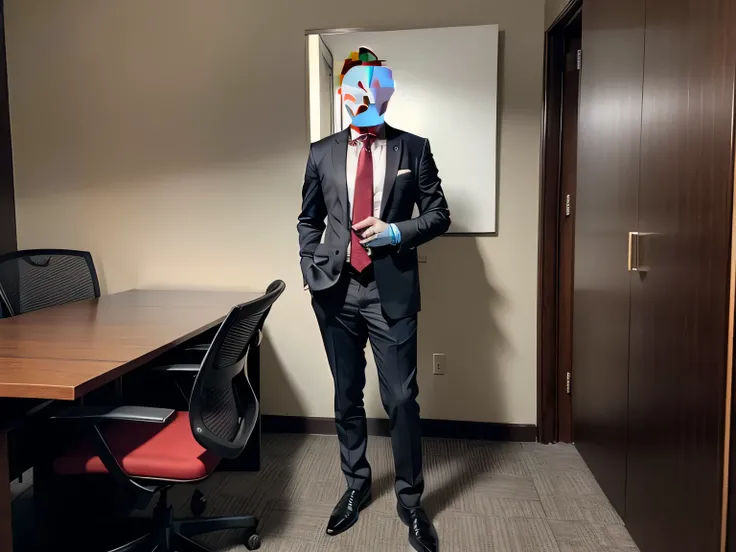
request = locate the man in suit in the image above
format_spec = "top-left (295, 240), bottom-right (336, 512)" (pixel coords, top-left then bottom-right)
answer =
top-left (297, 47), bottom-right (450, 552)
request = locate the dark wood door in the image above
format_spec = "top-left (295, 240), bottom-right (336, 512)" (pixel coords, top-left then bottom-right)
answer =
top-left (556, 35), bottom-right (581, 444)
top-left (573, 0), bottom-right (645, 517)
top-left (626, 0), bottom-right (736, 550)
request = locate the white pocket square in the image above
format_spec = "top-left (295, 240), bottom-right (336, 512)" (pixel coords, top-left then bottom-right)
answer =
top-left (397, 169), bottom-right (412, 176)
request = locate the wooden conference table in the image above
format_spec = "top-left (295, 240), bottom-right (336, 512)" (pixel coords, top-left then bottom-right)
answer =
top-left (0, 289), bottom-right (262, 551)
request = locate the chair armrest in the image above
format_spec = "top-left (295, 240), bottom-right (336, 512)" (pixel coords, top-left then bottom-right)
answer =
top-left (51, 406), bottom-right (167, 499)
top-left (150, 364), bottom-right (201, 373)
top-left (52, 405), bottom-right (174, 424)
top-left (185, 328), bottom-right (263, 352)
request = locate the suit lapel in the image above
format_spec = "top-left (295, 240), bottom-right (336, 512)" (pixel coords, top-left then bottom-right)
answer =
top-left (381, 125), bottom-right (402, 218)
top-left (332, 129), bottom-right (350, 227)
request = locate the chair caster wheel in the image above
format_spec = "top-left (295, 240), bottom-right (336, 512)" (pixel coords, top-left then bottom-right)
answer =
top-left (190, 489), bottom-right (206, 517)
top-left (245, 532), bottom-right (261, 550)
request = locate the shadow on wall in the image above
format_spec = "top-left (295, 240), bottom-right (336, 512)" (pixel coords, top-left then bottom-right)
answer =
top-left (249, 331), bottom-right (310, 538)
top-left (417, 232), bottom-right (511, 518)
top-left (259, 331), bottom-right (306, 418)
top-left (92, 252), bottom-right (109, 295)
top-left (417, 229), bottom-right (509, 423)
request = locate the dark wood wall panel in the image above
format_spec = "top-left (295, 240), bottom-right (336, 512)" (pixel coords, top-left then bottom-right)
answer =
top-left (573, 0), bottom-right (645, 517)
top-left (626, 0), bottom-right (736, 550)
top-left (0, 0), bottom-right (15, 256)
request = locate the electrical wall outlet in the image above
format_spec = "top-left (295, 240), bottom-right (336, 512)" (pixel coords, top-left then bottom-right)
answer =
top-left (418, 255), bottom-right (428, 263)
top-left (433, 353), bottom-right (445, 375)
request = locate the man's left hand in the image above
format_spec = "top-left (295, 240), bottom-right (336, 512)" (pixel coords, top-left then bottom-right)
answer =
top-left (353, 217), bottom-right (401, 248)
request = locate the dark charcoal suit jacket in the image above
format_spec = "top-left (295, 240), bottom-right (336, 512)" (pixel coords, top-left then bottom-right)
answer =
top-left (297, 124), bottom-right (451, 319)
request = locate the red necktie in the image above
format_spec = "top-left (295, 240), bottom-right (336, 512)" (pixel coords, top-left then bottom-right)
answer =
top-left (350, 134), bottom-right (376, 272)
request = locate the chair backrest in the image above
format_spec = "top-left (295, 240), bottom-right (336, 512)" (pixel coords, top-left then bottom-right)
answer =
top-left (0, 249), bottom-right (100, 316)
top-left (189, 280), bottom-right (286, 459)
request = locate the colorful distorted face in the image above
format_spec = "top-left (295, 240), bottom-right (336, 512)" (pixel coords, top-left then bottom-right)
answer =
top-left (338, 49), bottom-right (395, 127)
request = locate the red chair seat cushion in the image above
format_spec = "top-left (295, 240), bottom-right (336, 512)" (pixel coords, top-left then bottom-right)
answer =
top-left (53, 412), bottom-right (220, 481)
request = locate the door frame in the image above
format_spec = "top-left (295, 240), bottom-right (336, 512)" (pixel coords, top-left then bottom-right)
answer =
top-left (724, 131), bottom-right (736, 552)
top-left (537, 0), bottom-right (582, 444)
top-left (317, 35), bottom-right (335, 136)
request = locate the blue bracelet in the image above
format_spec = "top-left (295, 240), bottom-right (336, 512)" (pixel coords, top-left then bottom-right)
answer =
top-left (389, 223), bottom-right (402, 246)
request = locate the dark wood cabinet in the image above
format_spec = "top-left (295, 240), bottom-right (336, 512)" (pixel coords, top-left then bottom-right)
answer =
top-left (574, 0), bottom-right (736, 550)
top-left (626, 1), bottom-right (736, 550)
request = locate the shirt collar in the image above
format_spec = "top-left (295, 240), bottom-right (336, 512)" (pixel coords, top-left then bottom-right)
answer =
top-left (349, 124), bottom-right (387, 142)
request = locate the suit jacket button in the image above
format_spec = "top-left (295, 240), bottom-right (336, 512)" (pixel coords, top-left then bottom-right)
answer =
top-left (335, 250), bottom-right (340, 255)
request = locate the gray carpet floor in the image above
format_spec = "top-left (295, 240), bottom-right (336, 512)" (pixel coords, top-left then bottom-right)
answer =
top-left (172, 434), bottom-right (638, 552)
top-left (12, 433), bottom-right (640, 552)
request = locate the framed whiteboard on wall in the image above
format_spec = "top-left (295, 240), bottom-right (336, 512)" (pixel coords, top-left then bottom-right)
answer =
top-left (320, 25), bottom-right (500, 234)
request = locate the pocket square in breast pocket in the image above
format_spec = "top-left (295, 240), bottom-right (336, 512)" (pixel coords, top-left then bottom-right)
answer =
top-left (397, 169), bottom-right (412, 176)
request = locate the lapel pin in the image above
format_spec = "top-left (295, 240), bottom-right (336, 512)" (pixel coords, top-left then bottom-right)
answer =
top-left (393, 145), bottom-right (399, 151)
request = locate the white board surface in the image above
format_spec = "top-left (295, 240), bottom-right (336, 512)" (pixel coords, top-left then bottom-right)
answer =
top-left (321, 25), bottom-right (499, 234)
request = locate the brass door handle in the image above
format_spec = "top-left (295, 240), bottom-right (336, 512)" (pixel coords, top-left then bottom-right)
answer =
top-left (628, 231), bottom-right (656, 272)
top-left (628, 232), bottom-right (639, 271)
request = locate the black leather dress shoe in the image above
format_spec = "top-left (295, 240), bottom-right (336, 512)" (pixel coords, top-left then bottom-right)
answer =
top-left (326, 488), bottom-right (372, 536)
top-left (397, 504), bottom-right (439, 552)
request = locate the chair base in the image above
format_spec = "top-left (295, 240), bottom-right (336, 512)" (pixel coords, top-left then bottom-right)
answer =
top-left (109, 489), bottom-right (260, 552)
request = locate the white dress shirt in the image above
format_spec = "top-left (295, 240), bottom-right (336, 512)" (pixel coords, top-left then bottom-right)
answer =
top-left (347, 127), bottom-right (387, 220)
top-left (346, 127), bottom-right (387, 260)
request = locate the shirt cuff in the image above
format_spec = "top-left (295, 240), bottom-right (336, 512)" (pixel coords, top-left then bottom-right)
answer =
top-left (389, 223), bottom-right (402, 246)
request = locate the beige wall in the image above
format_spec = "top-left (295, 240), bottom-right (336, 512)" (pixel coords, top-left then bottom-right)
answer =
top-left (5, 0), bottom-right (544, 425)
top-left (546, 0), bottom-right (572, 28)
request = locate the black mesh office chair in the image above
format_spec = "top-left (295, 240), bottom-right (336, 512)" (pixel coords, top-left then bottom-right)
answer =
top-left (0, 249), bottom-right (100, 316)
top-left (51, 280), bottom-right (286, 552)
